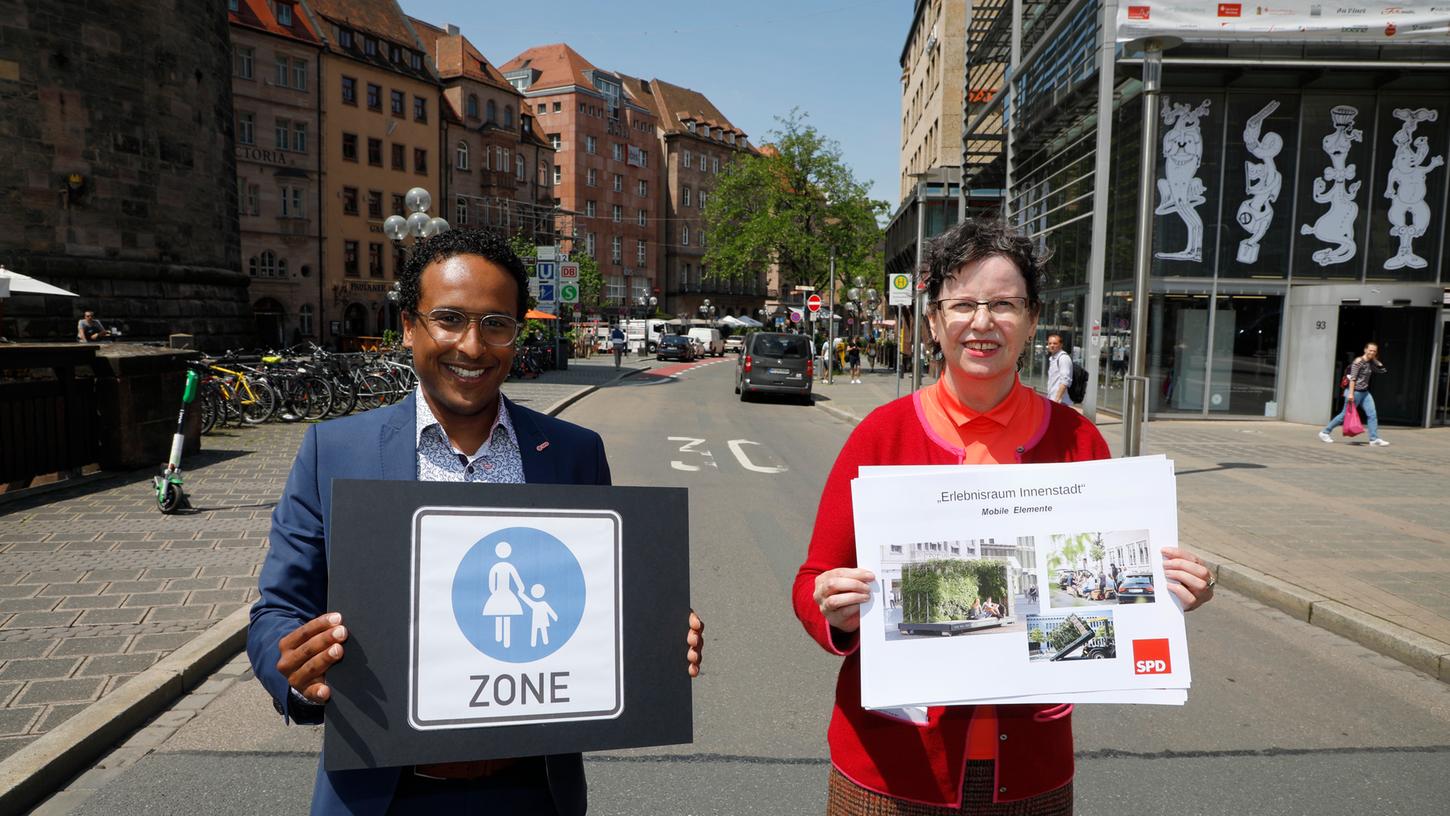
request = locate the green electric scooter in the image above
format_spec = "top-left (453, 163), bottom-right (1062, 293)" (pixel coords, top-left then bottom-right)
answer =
top-left (154, 366), bottom-right (200, 514)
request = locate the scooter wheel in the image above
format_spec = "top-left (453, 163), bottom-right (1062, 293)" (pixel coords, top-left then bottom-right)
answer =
top-left (158, 482), bottom-right (184, 514)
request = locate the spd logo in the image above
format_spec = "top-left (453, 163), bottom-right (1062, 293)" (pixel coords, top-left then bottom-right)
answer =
top-left (1132, 638), bottom-right (1172, 675)
top-left (1127, 5), bottom-right (1151, 19)
top-left (1218, 3), bottom-right (1242, 16)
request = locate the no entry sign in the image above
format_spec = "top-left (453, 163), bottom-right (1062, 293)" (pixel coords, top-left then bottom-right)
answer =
top-left (807, 294), bottom-right (823, 313)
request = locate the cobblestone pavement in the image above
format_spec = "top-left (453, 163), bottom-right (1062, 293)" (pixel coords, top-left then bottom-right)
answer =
top-left (0, 355), bottom-right (652, 761)
top-left (813, 369), bottom-right (1450, 672)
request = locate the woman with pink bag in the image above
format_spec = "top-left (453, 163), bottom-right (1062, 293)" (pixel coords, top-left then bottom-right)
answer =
top-left (1319, 342), bottom-right (1388, 446)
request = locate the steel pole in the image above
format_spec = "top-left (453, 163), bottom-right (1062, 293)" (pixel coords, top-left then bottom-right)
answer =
top-left (911, 180), bottom-right (926, 391)
top-left (896, 304), bottom-right (903, 399)
top-left (827, 252), bottom-right (836, 384)
top-left (1125, 42), bottom-right (1163, 458)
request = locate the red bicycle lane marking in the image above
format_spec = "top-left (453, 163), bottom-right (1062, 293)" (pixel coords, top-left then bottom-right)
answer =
top-left (640, 359), bottom-right (727, 378)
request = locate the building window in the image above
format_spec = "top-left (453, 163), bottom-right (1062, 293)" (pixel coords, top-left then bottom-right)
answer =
top-left (237, 111), bottom-right (255, 145)
top-left (637, 240), bottom-right (647, 265)
top-left (538, 160), bottom-right (548, 186)
top-left (275, 55), bottom-right (289, 87)
top-left (682, 224), bottom-right (689, 246)
top-left (344, 240), bottom-right (359, 276)
top-left (367, 190), bottom-right (382, 219)
top-left (585, 232), bottom-right (596, 256)
top-left (342, 186), bottom-right (358, 215)
top-left (585, 135), bottom-right (597, 154)
top-left (368, 242), bottom-right (383, 278)
top-left (414, 148), bottom-right (427, 175)
top-left (367, 83), bottom-right (381, 110)
top-left (411, 51), bottom-right (422, 70)
top-left (363, 36), bottom-right (376, 57)
top-left (637, 209), bottom-right (646, 226)
top-left (367, 137), bottom-right (382, 166)
top-left (585, 200), bottom-right (596, 217)
top-left (280, 185), bottom-right (304, 218)
top-left (293, 121), bottom-right (307, 153)
top-left (612, 204), bottom-right (622, 222)
top-left (586, 168), bottom-right (597, 187)
top-left (486, 99), bottom-right (497, 122)
top-left (504, 105), bottom-right (513, 129)
top-left (611, 235), bottom-right (622, 263)
top-left (234, 46), bottom-right (254, 79)
top-left (258, 250), bottom-right (277, 276)
top-left (292, 58), bottom-right (307, 90)
top-left (456, 141), bottom-right (469, 170)
top-left (341, 76), bottom-right (356, 105)
top-left (392, 244), bottom-right (405, 276)
top-left (392, 193), bottom-right (405, 216)
top-left (683, 149), bottom-right (691, 168)
top-left (389, 43), bottom-right (401, 63)
top-left (549, 133), bottom-right (561, 149)
top-left (456, 196), bottom-right (469, 225)
top-left (274, 117), bottom-right (291, 150)
top-left (299, 304), bottom-right (314, 336)
top-left (612, 143), bottom-right (623, 161)
top-left (467, 94), bottom-right (479, 119)
top-left (699, 190), bottom-right (708, 209)
top-left (638, 179), bottom-right (647, 197)
top-left (515, 154), bottom-right (524, 180)
top-left (414, 96), bottom-right (427, 123)
top-left (391, 143), bottom-right (405, 171)
top-left (682, 186), bottom-right (691, 207)
top-left (712, 156), bottom-right (720, 174)
top-left (244, 182), bottom-right (260, 216)
top-left (612, 174), bottom-right (622, 192)
top-left (391, 90), bottom-right (405, 117)
top-left (553, 101), bottom-right (561, 113)
top-left (553, 165), bottom-right (562, 184)
top-left (342, 132), bottom-right (357, 161)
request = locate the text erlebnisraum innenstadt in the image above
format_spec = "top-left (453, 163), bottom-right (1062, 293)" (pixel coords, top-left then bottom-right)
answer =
top-left (937, 483), bottom-right (1086, 507)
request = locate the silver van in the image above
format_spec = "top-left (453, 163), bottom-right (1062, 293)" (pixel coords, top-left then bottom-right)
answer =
top-left (735, 332), bottom-right (813, 404)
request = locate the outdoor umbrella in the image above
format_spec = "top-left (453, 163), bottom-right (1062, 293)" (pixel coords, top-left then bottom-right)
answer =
top-left (0, 265), bottom-right (78, 298)
top-left (523, 309), bottom-right (559, 320)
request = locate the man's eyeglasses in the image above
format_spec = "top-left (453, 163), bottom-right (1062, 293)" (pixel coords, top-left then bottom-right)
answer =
top-left (412, 309), bottom-right (519, 346)
top-left (933, 297), bottom-right (1029, 320)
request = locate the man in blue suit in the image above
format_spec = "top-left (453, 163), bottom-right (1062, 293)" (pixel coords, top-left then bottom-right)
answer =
top-left (248, 228), bottom-right (704, 814)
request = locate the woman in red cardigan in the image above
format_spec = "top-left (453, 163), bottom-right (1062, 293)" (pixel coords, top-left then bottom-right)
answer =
top-left (794, 219), bottom-right (1215, 815)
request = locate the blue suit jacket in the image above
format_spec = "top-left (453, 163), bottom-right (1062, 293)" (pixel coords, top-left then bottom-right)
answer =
top-left (247, 392), bottom-right (610, 816)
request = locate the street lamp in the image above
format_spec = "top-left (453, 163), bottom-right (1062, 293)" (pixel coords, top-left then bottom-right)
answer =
top-left (636, 294), bottom-right (657, 317)
top-left (698, 297), bottom-right (717, 322)
top-left (381, 187), bottom-right (450, 335)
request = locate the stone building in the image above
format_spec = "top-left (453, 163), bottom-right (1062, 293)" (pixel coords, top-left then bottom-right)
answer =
top-left (304, 0), bottom-right (441, 345)
top-left (502, 45), bottom-right (660, 315)
top-left (409, 20), bottom-right (556, 246)
top-left (229, 0), bottom-right (325, 348)
top-left (619, 76), bottom-right (759, 321)
top-left (0, 1), bottom-right (251, 347)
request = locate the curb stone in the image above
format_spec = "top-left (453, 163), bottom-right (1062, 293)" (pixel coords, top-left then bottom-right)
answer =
top-left (0, 374), bottom-right (640, 812)
top-left (811, 401), bottom-right (1450, 686)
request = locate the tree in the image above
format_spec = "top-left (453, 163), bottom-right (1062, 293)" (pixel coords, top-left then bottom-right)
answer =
top-left (702, 109), bottom-right (885, 296)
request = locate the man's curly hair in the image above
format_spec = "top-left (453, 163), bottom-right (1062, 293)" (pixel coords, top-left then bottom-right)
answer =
top-left (920, 218), bottom-right (1047, 318)
top-left (396, 228), bottom-right (529, 319)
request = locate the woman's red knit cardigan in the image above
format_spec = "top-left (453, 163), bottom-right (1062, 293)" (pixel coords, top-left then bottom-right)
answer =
top-left (792, 392), bottom-right (1111, 807)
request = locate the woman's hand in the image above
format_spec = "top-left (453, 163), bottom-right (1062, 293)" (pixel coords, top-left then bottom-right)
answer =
top-left (686, 611), bottom-right (704, 678)
top-left (1161, 547), bottom-right (1214, 611)
top-left (813, 568), bottom-right (876, 633)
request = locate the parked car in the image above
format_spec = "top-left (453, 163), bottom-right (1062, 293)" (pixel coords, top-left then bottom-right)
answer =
top-left (687, 326), bottom-right (725, 357)
top-left (735, 332), bottom-right (813, 404)
top-left (724, 334), bottom-right (746, 353)
top-left (1116, 575), bottom-right (1155, 603)
top-left (687, 336), bottom-right (706, 358)
top-left (656, 334), bottom-right (696, 362)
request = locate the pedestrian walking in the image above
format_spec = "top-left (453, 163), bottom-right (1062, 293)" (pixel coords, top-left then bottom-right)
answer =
top-left (1046, 333), bottom-right (1074, 406)
top-left (1319, 342), bottom-right (1389, 446)
top-left (247, 228), bottom-right (704, 814)
top-left (847, 338), bottom-right (862, 383)
top-left (866, 340), bottom-right (877, 372)
top-left (610, 324), bottom-right (625, 369)
top-left (795, 218), bottom-right (1215, 815)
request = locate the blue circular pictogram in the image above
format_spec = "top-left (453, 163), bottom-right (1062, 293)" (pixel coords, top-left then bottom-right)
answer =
top-left (452, 526), bottom-right (586, 663)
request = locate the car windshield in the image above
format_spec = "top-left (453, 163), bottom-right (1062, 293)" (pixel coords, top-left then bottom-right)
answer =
top-left (752, 335), bottom-right (810, 358)
top-left (663, 336), bottom-right (687, 345)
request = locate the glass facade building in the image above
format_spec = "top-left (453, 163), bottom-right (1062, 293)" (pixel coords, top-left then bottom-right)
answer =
top-left (962, 1), bottom-right (1450, 427)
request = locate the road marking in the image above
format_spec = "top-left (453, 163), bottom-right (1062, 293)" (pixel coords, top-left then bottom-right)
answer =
top-left (727, 439), bottom-right (787, 474)
top-left (668, 436), bottom-right (717, 471)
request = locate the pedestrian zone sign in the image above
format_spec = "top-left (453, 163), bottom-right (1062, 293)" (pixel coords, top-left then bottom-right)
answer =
top-left (889, 273), bottom-right (912, 306)
top-left (410, 509), bottom-right (623, 729)
top-left (560, 283), bottom-right (579, 304)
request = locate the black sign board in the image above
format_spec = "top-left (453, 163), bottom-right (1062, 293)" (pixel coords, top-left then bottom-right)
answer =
top-left (323, 480), bottom-right (692, 771)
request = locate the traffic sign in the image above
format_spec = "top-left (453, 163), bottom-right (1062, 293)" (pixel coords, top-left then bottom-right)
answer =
top-left (889, 273), bottom-right (911, 306)
top-left (559, 262), bottom-right (579, 280)
top-left (537, 261), bottom-right (556, 281)
top-left (807, 294), bottom-right (823, 313)
top-left (539, 283), bottom-right (556, 303)
top-left (536, 245), bottom-right (557, 261)
top-left (560, 282), bottom-right (579, 304)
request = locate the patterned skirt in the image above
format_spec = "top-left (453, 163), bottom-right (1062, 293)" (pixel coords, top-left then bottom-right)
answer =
top-left (826, 763), bottom-right (1073, 816)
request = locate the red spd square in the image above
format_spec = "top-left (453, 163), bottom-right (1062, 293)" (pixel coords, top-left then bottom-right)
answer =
top-left (1127, 5), bottom-right (1150, 20)
top-left (1217, 3), bottom-right (1241, 16)
top-left (1132, 639), bottom-right (1172, 675)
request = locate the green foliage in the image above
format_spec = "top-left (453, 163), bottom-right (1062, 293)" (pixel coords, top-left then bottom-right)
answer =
top-left (1046, 615), bottom-right (1091, 651)
top-left (899, 559), bottom-right (1008, 624)
top-left (1027, 627), bottom-right (1045, 644)
top-left (380, 329), bottom-right (401, 348)
top-left (702, 109), bottom-right (886, 294)
top-left (504, 233), bottom-right (602, 314)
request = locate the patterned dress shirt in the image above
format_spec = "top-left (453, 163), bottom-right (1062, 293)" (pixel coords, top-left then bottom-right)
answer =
top-left (414, 387), bottom-right (525, 484)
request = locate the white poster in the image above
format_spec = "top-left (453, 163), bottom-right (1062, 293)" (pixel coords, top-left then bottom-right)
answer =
top-left (1156, 99), bottom-right (1212, 262)
top-left (852, 457), bottom-right (1191, 710)
top-left (1301, 105), bottom-right (1363, 267)
top-left (1384, 108), bottom-right (1445, 271)
top-left (409, 508), bottom-right (623, 730)
top-left (1236, 100), bottom-right (1284, 264)
top-left (1118, 3), bottom-right (1450, 44)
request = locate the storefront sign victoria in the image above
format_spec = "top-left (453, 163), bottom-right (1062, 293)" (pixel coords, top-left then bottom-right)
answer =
top-left (235, 146), bottom-right (291, 166)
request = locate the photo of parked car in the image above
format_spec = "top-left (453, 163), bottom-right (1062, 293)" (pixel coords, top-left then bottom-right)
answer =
top-left (1116, 574), bottom-right (1156, 604)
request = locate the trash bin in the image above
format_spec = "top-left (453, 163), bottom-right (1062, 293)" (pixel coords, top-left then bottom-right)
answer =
top-left (554, 337), bottom-right (568, 371)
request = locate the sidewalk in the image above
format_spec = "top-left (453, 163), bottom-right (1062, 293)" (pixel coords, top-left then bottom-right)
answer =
top-left (0, 356), bottom-right (650, 810)
top-left (812, 367), bottom-right (1450, 684)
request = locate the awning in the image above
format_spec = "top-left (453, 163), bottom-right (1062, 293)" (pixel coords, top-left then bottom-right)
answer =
top-left (721, 314), bottom-right (763, 328)
top-left (0, 266), bottom-right (78, 298)
top-left (524, 309), bottom-right (559, 320)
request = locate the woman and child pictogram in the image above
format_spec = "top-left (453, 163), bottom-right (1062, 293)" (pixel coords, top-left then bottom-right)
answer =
top-left (482, 541), bottom-right (559, 648)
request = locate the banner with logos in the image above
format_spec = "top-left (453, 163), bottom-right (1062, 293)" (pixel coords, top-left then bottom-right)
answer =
top-left (1118, 3), bottom-right (1450, 44)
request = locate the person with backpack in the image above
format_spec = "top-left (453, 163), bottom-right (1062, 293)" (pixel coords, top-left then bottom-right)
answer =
top-left (1046, 333), bottom-right (1075, 406)
top-left (1319, 342), bottom-right (1389, 446)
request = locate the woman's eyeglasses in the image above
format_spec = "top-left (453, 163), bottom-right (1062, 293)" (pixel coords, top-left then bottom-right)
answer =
top-left (412, 309), bottom-right (519, 346)
top-left (932, 297), bottom-right (1029, 320)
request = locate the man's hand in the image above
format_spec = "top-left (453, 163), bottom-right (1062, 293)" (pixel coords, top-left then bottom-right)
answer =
top-left (687, 610), bottom-right (704, 678)
top-left (276, 612), bottom-right (348, 704)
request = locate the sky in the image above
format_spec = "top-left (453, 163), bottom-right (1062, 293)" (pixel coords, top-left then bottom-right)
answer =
top-left (401, 0), bottom-right (908, 214)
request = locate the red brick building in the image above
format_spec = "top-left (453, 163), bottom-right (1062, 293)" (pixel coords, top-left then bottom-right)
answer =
top-left (501, 45), bottom-right (659, 316)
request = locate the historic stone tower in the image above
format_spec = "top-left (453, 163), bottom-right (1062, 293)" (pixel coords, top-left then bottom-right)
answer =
top-left (0, 1), bottom-right (252, 348)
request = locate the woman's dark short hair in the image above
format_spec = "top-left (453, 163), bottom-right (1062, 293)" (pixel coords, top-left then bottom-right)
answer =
top-left (921, 219), bottom-right (1047, 317)
top-left (397, 228), bottom-right (529, 319)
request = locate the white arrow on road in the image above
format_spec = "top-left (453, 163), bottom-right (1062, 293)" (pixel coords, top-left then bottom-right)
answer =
top-left (727, 439), bottom-right (787, 474)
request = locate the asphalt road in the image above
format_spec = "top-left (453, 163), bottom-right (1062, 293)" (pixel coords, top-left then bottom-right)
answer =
top-left (41, 361), bottom-right (1450, 814)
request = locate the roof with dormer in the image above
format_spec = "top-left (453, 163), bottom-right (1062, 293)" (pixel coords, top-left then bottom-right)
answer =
top-left (229, 0), bottom-right (322, 45)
